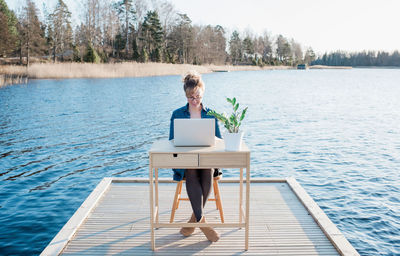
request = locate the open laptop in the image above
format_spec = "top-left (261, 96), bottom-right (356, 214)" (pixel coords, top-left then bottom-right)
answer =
top-left (174, 119), bottom-right (215, 146)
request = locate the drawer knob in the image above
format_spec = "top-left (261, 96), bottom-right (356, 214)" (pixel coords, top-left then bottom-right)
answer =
top-left (173, 153), bottom-right (178, 157)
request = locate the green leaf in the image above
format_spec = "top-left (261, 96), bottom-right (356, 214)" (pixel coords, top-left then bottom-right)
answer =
top-left (209, 97), bottom-right (247, 134)
top-left (229, 114), bottom-right (235, 123)
top-left (234, 103), bottom-right (239, 112)
top-left (233, 118), bottom-right (238, 127)
top-left (240, 107), bottom-right (248, 121)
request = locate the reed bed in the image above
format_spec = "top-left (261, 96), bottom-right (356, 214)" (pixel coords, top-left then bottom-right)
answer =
top-left (26, 62), bottom-right (209, 79)
top-left (26, 62), bottom-right (291, 79)
top-left (0, 62), bottom-right (292, 86)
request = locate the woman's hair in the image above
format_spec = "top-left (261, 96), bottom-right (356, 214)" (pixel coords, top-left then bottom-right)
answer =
top-left (183, 71), bottom-right (205, 97)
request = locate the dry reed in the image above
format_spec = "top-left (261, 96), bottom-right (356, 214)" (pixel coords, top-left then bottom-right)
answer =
top-left (0, 62), bottom-right (293, 85)
top-left (25, 62), bottom-right (293, 79)
top-left (0, 65), bottom-right (29, 87)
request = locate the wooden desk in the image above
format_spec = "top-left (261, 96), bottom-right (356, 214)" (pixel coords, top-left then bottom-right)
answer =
top-left (148, 139), bottom-right (251, 250)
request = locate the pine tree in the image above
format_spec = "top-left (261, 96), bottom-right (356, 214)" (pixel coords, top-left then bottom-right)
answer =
top-left (141, 11), bottom-right (163, 62)
top-left (140, 47), bottom-right (148, 62)
top-left (84, 43), bottom-right (100, 63)
top-left (132, 39), bottom-right (139, 61)
top-left (0, 0), bottom-right (18, 57)
top-left (276, 35), bottom-right (292, 65)
top-left (72, 44), bottom-right (81, 62)
top-left (115, 0), bottom-right (136, 58)
top-left (229, 31), bottom-right (242, 65)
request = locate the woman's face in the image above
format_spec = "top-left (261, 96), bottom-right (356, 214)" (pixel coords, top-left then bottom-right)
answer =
top-left (187, 88), bottom-right (204, 109)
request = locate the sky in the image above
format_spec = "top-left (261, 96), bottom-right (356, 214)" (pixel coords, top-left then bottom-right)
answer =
top-left (6, 0), bottom-right (400, 54)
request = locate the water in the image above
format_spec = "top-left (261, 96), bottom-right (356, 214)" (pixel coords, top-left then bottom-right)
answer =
top-left (1, 69), bottom-right (400, 255)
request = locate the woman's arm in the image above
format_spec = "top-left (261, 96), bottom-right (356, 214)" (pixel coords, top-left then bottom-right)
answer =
top-left (169, 112), bottom-right (175, 140)
top-left (215, 118), bottom-right (222, 139)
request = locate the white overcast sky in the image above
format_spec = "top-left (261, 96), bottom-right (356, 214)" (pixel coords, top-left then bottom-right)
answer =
top-left (6, 0), bottom-right (400, 54)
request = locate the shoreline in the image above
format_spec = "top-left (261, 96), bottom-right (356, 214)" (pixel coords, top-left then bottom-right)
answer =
top-left (0, 62), bottom-right (292, 78)
top-left (0, 62), bottom-right (356, 87)
top-left (0, 62), bottom-right (290, 86)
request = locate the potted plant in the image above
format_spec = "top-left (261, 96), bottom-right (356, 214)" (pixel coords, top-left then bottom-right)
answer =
top-left (207, 97), bottom-right (248, 151)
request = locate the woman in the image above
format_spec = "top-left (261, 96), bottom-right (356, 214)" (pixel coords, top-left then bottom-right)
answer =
top-left (169, 71), bottom-right (222, 242)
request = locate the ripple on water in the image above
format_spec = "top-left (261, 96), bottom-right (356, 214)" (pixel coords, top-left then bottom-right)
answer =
top-left (1, 70), bottom-right (400, 255)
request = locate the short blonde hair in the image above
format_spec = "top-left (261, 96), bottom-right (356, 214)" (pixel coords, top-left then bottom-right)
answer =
top-left (183, 71), bottom-right (205, 97)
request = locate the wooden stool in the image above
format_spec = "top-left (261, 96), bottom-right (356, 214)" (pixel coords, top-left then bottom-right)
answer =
top-left (170, 169), bottom-right (224, 223)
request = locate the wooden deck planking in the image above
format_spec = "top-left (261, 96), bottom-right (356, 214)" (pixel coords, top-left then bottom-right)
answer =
top-left (48, 180), bottom-right (348, 256)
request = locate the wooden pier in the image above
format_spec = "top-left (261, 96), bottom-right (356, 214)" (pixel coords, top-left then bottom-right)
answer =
top-left (41, 178), bottom-right (359, 255)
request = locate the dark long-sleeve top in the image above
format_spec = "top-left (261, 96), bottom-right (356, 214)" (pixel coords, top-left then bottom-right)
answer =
top-left (169, 103), bottom-right (222, 181)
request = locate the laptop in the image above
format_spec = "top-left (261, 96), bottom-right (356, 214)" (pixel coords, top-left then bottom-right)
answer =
top-left (174, 119), bottom-right (215, 146)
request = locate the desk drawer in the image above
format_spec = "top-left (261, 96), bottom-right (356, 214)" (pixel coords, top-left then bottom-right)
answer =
top-left (199, 153), bottom-right (248, 168)
top-left (151, 153), bottom-right (198, 168)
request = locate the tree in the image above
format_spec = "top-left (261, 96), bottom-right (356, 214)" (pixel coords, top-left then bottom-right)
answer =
top-left (276, 35), bottom-right (291, 64)
top-left (193, 25), bottom-right (226, 65)
top-left (291, 39), bottom-right (303, 65)
top-left (72, 44), bottom-right (81, 62)
top-left (304, 47), bottom-right (316, 65)
top-left (242, 36), bottom-right (254, 62)
top-left (139, 46), bottom-right (148, 62)
top-left (84, 43), bottom-right (100, 63)
top-left (312, 50), bottom-right (400, 67)
top-left (167, 13), bottom-right (193, 64)
top-left (258, 32), bottom-right (273, 64)
top-left (19, 0), bottom-right (46, 66)
top-left (115, 0), bottom-right (136, 58)
top-left (153, 0), bottom-right (176, 62)
top-left (50, 0), bottom-right (73, 62)
top-left (141, 10), bottom-right (163, 62)
top-left (0, 0), bottom-right (18, 57)
top-left (101, 4), bottom-right (119, 59)
top-left (229, 30), bottom-right (242, 65)
top-left (83, 0), bottom-right (101, 47)
top-left (132, 39), bottom-right (139, 61)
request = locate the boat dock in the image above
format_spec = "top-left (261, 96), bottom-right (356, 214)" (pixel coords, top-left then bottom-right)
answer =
top-left (41, 178), bottom-right (359, 255)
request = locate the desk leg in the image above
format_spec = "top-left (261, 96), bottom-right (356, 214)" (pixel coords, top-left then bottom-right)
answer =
top-left (149, 164), bottom-right (155, 250)
top-left (245, 163), bottom-right (250, 251)
top-left (239, 168), bottom-right (243, 225)
top-left (155, 168), bottom-right (159, 225)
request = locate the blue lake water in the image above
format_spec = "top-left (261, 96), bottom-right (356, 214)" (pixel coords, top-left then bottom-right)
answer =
top-left (1, 69), bottom-right (400, 255)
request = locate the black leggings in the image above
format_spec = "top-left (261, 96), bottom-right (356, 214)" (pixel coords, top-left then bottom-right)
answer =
top-left (185, 169), bottom-right (213, 222)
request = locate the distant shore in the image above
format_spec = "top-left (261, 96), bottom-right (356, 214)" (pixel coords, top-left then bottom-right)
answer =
top-left (308, 65), bottom-right (352, 69)
top-left (0, 62), bottom-right (354, 87)
top-left (0, 62), bottom-right (291, 79)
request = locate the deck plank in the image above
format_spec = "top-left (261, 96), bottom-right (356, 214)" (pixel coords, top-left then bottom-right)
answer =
top-left (47, 181), bottom-right (353, 255)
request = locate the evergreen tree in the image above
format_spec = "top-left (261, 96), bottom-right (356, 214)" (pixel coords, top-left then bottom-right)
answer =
top-left (114, 33), bottom-right (126, 58)
top-left (140, 47), bottom-right (148, 62)
top-left (84, 43), bottom-right (101, 63)
top-left (242, 36), bottom-right (254, 62)
top-left (115, 0), bottom-right (136, 58)
top-left (141, 11), bottom-right (163, 62)
top-left (0, 0), bottom-right (18, 57)
top-left (132, 39), bottom-right (139, 61)
top-left (229, 30), bottom-right (242, 65)
top-left (72, 44), bottom-right (81, 62)
top-left (276, 35), bottom-right (291, 64)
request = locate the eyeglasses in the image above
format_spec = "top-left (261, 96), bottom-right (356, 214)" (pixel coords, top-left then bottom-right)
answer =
top-left (187, 95), bottom-right (203, 101)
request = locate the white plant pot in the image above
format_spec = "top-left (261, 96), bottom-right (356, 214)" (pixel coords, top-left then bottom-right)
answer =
top-left (223, 131), bottom-right (244, 151)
